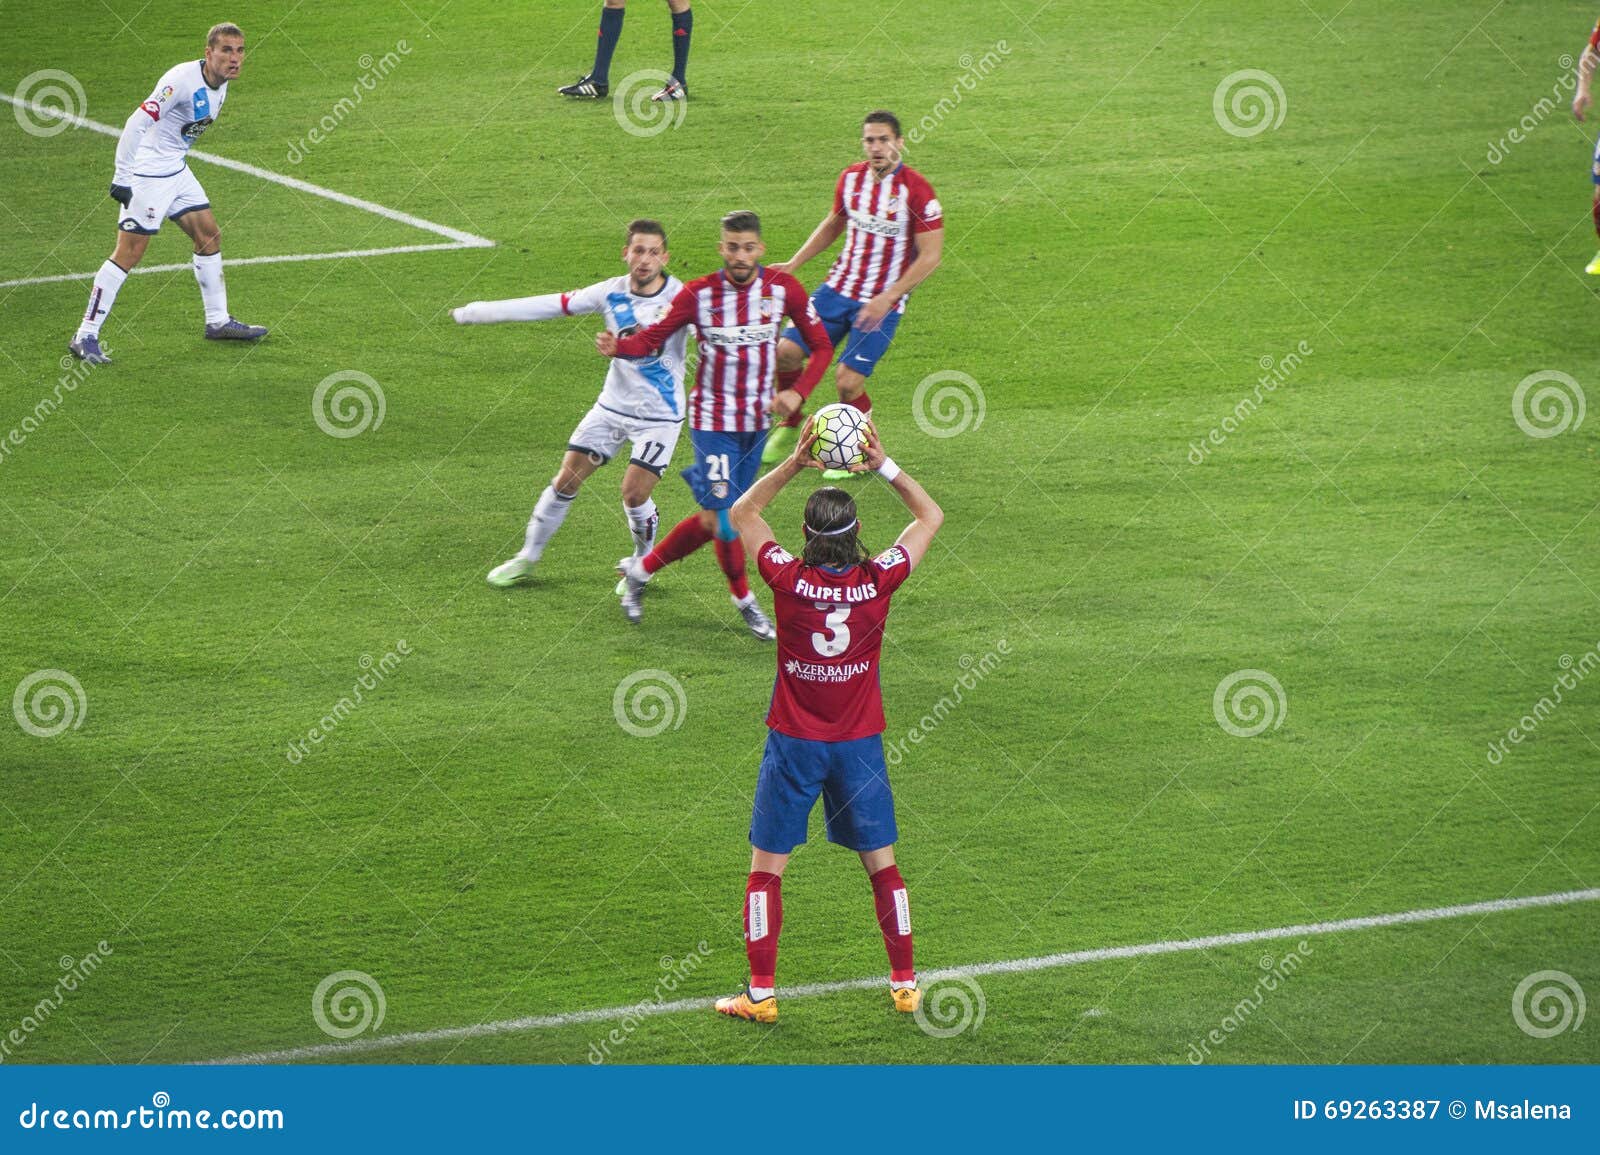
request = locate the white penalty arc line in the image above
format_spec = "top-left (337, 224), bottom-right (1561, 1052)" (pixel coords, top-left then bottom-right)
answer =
top-left (0, 92), bottom-right (493, 288)
top-left (202, 885), bottom-right (1600, 1065)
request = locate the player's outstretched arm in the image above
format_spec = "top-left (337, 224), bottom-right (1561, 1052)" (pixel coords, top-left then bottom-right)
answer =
top-left (854, 423), bottom-right (942, 571)
top-left (453, 284), bottom-right (605, 325)
top-left (601, 284), bottom-right (696, 358)
top-left (731, 418), bottom-right (822, 552)
top-left (773, 210), bottom-right (846, 275)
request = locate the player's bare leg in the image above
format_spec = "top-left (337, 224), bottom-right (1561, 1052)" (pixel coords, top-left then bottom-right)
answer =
top-left (651, 0), bottom-right (692, 102)
top-left (174, 208), bottom-right (267, 341)
top-left (70, 229), bottom-right (151, 364)
top-left (761, 338), bottom-right (808, 464)
top-left (859, 845), bottom-right (920, 1011)
top-left (715, 847), bottom-right (789, 1022)
top-left (491, 450), bottom-right (602, 588)
top-left (820, 363), bottom-right (871, 479)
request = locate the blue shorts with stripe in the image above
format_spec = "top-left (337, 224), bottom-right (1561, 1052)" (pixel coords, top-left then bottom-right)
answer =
top-left (780, 283), bottom-right (903, 378)
top-left (749, 730), bottom-right (898, 854)
top-left (680, 428), bottom-right (767, 511)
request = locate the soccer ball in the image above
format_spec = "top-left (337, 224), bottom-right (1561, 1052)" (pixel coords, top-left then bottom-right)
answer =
top-left (810, 403), bottom-right (867, 470)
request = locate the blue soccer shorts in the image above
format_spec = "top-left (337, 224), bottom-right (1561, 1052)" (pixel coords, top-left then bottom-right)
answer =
top-left (749, 730), bottom-right (899, 854)
top-left (780, 283), bottom-right (904, 379)
top-left (680, 428), bottom-right (767, 511)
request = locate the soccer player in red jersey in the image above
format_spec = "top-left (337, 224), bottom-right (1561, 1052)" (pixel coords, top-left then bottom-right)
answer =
top-left (1575, 19), bottom-right (1600, 273)
top-left (597, 211), bottom-right (834, 638)
top-left (710, 418), bottom-right (943, 1022)
top-left (763, 110), bottom-right (945, 475)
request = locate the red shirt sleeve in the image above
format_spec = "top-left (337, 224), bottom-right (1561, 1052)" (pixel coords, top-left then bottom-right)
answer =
top-left (907, 174), bottom-right (944, 235)
top-left (780, 273), bottom-right (834, 398)
top-left (1590, 21), bottom-right (1600, 50)
top-left (756, 540), bottom-right (799, 588)
top-left (870, 544), bottom-right (913, 595)
top-left (612, 283), bottom-right (696, 357)
top-left (833, 169), bottom-right (849, 216)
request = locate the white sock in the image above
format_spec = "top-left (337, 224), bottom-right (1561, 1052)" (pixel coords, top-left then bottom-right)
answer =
top-left (748, 986), bottom-right (775, 1001)
top-left (192, 252), bottom-right (229, 326)
top-left (519, 486), bottom-right (575, 562)
top-left (733, 591), bottom-right (756, 609)
top-left (77, 260), bottom-right (128, 339)
top-left (625, 498), bottom-right (658, 557)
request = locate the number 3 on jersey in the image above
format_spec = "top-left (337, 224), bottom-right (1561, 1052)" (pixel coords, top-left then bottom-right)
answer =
top-left (811, 602), bottom-right (851, 657)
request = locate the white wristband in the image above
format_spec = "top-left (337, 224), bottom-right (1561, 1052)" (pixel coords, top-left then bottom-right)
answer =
top-left (876, 457), bottom-right (901, 483)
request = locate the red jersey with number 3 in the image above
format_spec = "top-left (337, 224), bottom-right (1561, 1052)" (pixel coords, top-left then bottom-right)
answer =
top-left (757, 539), bottom-right (913, 740)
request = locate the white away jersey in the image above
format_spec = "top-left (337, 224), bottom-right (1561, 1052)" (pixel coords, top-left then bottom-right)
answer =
top-left (127, 61), bottom-right (228, 178)
top-left (562, 275), bottom-right (688, 423)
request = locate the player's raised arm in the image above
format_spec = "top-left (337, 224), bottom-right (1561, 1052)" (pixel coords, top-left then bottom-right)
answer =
top-left (599, 284), bottom-right (696, 357)
top-left (453, 281), bottom-right (606, 324)
top-left (855, 423), bottom-right (942, 571)
top-left (730, 417), bottom-right (822, 552)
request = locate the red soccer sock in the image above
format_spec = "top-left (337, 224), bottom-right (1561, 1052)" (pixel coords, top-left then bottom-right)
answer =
top-left (713, 535), bottom-right (750, 600)
top-left (870, 864), bottom-right (915, 985)
top-left (845, 391), bottom-right (871, 416)
top-left (744, 871), bottom-right (783, 989)
top-left (777, 369), bottom-right (804, 428)
top-left (642, 514), bottom-right (713, 575)
top-left (1592, 190), bottom-right (1600, 241)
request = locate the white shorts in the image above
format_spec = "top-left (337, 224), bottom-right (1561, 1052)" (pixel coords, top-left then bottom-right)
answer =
top-left (118, 167), bottom-right (209, 235)
top-left (567, 402), bottom-right (683, 476)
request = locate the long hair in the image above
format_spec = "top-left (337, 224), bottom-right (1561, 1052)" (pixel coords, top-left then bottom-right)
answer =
top-left (802, 488), bottom-right (871, 570)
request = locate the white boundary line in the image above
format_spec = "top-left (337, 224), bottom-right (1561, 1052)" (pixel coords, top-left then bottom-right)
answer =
top-left (0, 92), bottom-right (493, 289)
top-left (201, 885), bottom-right (1600, 1065)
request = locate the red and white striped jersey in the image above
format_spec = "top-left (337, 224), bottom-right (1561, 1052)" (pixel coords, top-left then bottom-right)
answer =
top-left (823, 162), bottom-right (943, 311)
top-left (612, 267), bottom-right (833, 432)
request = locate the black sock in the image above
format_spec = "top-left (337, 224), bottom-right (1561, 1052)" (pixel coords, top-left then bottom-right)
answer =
top-left (593, 5), bottom-right (624, 85)
top-left (671, 8), bottom-right (692, 84)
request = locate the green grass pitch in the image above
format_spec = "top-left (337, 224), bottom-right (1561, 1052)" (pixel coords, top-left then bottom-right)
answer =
top-left (1, 0), bottom-right (1597, 1065)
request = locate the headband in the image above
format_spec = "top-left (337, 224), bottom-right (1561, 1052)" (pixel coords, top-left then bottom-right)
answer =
top-left (804, 518), bottom-right (859, 537)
